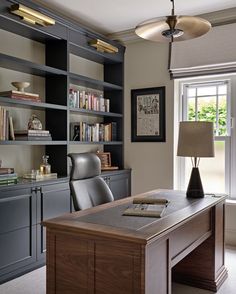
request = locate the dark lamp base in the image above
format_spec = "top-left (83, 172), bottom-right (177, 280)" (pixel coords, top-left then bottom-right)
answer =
top-left (186, 167), bottom-right (204, 198)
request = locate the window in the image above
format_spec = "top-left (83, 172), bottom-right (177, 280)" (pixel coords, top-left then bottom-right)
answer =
top-left (179, 80), bottom-right (231, 194)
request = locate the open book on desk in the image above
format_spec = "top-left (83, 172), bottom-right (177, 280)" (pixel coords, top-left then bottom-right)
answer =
top-left (123, 198), bottom-right (169, 218)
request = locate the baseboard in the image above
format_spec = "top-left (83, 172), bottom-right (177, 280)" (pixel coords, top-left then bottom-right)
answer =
top-left (173, 266), bottom-right (228, 292)
top-left (226, 229), bottom-right (236, 246)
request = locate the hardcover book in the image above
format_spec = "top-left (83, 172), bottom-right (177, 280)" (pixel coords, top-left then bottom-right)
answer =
top-left (123, 203), bottom-right (167, 218)
top-left (123, 198), bottom-right (169, 218)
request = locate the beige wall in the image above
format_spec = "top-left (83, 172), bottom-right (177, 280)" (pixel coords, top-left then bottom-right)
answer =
top-left (124, 40), bottom-right (174, 195)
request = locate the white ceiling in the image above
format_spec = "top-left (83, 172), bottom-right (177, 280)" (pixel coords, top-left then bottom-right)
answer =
top-left (35, 0), bottom-right (236, 34)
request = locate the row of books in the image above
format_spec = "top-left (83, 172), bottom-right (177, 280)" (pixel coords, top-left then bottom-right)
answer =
top-left (69, 89), bottom-right (110, 112)
top-left (70, 122), bottom-right (117, 142)
top-left (0, 106), bottom-right (14, 141)
top-left (0, 90), bottom-right (41, 102)
top-left (14, 130), bottom-right (52, 141)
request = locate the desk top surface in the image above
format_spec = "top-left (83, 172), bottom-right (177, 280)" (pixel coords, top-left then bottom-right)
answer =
top-left (43, 189), bottom-right (226, 244)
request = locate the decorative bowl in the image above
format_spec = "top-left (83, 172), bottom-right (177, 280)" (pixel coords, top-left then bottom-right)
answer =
top-left (11, 82), bottom-right (30, 92)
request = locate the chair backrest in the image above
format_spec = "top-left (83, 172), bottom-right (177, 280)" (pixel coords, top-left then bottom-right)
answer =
top-left (68, 153), bottom-right (114, 211)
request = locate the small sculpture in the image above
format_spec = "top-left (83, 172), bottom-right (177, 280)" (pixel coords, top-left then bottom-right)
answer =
top-left (28, 114), bottom-right (42, 130)
top-left (11, 81), bottom-right (30, 92)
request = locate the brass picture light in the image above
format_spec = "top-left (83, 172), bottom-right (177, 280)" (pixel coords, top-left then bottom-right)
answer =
top-left (89, 39), bottom-right (118, 54)
top-left (10, 4), bottom-right (55, 27)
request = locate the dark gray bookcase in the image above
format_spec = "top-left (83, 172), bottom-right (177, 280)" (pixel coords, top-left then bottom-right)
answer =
top-left (0, 0), bottom-right (126, 176)
top-left (0, 0), bottom-right (130, 284)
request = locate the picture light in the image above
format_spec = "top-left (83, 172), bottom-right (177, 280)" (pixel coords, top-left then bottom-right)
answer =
top-left (89, 39), bottom-right (118, 54)
top-left (10, 4), bottom-right (55, 26)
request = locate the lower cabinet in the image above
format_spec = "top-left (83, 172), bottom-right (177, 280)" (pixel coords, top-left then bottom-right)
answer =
top-left (36, 182), bottom-right (71, 260)
top-left (0, 178), bottom-right (70, 284)
top-left (102, 169), bottom-right (131, 200)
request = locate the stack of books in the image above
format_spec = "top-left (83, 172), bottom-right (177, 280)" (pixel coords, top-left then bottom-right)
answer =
top-left (123, 198), bottom-right (169, 218)
top-left (0, 168), bottom-right (17, 185)
top-left (70, 121), bottom-right (117, 142)
top-left (0, 90), bottom-right (41, 102)
top-left (14, 130), bottom-right (52, 141)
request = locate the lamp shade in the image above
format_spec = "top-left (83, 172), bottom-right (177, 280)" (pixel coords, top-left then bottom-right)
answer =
top-left (177, 121), bottom-right (215, 158)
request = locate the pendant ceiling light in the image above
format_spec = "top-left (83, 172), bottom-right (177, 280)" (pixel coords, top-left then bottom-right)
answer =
top-left (135, 0), bottom-right (211, 42)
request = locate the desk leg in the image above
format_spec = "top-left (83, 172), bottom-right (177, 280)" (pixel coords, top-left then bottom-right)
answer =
top-left (172, 202), bottom-right (228, 292)
top-left (145, 238), bottom-right (171, 294)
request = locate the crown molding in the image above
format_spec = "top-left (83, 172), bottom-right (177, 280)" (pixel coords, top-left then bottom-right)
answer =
top-left (107, 7), bottom-right (236, 44)
top-left (200, 7), bottom-right (236, 26)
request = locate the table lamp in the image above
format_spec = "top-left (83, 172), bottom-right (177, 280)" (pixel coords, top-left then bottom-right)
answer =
top-left (177, 121), bottom-right (215, 198)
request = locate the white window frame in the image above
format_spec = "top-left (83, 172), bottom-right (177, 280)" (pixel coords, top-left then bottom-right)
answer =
top-left (175, 75), bottom-right (234, 197)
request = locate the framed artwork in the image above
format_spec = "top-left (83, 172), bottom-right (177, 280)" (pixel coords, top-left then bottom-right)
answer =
top-left (131, 86), bottom-right (166, 142)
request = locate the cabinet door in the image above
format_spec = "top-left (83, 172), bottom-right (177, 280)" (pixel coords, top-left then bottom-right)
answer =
top-left (104, 171), bottom-right (131, 200)
top-left (37, 181), bottom-right (70, 260)
top-left (0, 187), bottom-right (36, 282)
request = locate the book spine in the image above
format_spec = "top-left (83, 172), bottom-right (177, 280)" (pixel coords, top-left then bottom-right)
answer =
top-left (6, 110), bottom-right (9, 140)
top-left (0, 168), bottom-right (14, 174)
top-left (0, 178), bottom-right (17, 185)
top-left (9, 116), bottom-right (15, 140)
top-left (0, 172), bottom-right (17, 179)
top-left (0, 91), bottom-right (39, 97)
top-left (0, 107), bottom-right (3, 140)
top-left (15, 136), bottom-right (52, 141)
top-left (9, 95), bottom-right (41, 102)
top-left (3, 108), bottom-right (6, 140)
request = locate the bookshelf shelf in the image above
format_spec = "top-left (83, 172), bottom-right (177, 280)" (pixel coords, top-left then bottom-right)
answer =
top-left (69, 72), bottom-right (122, 91)
top-left (0, 97), bottom-right (67, 110)
top-left (69, 107), bottom-right (122, 118)
top-left (0, 141), bottom-right (67, 145)
top-left (0, 53), bottom-right (67, 77)
top-left (69, 141), bottom-right (123, 145)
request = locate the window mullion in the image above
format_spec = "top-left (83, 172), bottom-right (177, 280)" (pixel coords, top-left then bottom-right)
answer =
top-left (216, 85), bottom-right (219, 136)
top-left (195, 87), bottom-right (198, 121)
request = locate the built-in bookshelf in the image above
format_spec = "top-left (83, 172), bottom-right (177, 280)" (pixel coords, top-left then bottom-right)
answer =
top-left (0, 0), bottom-right (125, 177)
top-left (0, 1), bottom-right (130, 283)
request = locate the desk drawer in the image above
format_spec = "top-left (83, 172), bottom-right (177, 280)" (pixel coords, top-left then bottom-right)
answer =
top-left (170, 209), bottom-right (211, 261)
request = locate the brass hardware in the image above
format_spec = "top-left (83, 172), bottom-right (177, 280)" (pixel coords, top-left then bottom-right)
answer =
top-left (10, 4), bottom-right (55, 27)
top-left (89, 39), bottom-right (118, 53)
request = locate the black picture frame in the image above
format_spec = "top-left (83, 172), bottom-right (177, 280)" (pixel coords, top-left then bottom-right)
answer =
top-left (131, 87), bottom-right (166, 142)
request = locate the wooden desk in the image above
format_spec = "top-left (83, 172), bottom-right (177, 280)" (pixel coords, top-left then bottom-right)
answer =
top-left (43, 190), bottom-right (228, 294)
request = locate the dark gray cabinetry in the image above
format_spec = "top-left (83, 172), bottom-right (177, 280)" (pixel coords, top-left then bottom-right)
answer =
top-left (36, 181), bottom-right (70, 260)
top-left (0, 187), bottom-right (36, 282)
top-left (102, 169), bottom-right (131, 200)
top-left (0, 178), bottom-right (70, 284)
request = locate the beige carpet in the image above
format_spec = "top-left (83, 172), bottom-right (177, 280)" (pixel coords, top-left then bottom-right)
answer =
top-left (0, 247), bottom-right (235, 294)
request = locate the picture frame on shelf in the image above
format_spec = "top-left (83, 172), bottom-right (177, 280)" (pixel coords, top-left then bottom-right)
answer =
top-left (131, 86), bottom-right (166, 142)
top-left (96, 151), bottom-right (118, 171)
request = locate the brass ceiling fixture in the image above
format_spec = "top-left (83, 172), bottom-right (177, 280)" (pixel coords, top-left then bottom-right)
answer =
top-left (135, 0), bottom-right (211, 42)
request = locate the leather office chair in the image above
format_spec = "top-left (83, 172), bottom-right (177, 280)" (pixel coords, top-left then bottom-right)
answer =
top-left (68, 153), bottom-right (114, 211)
